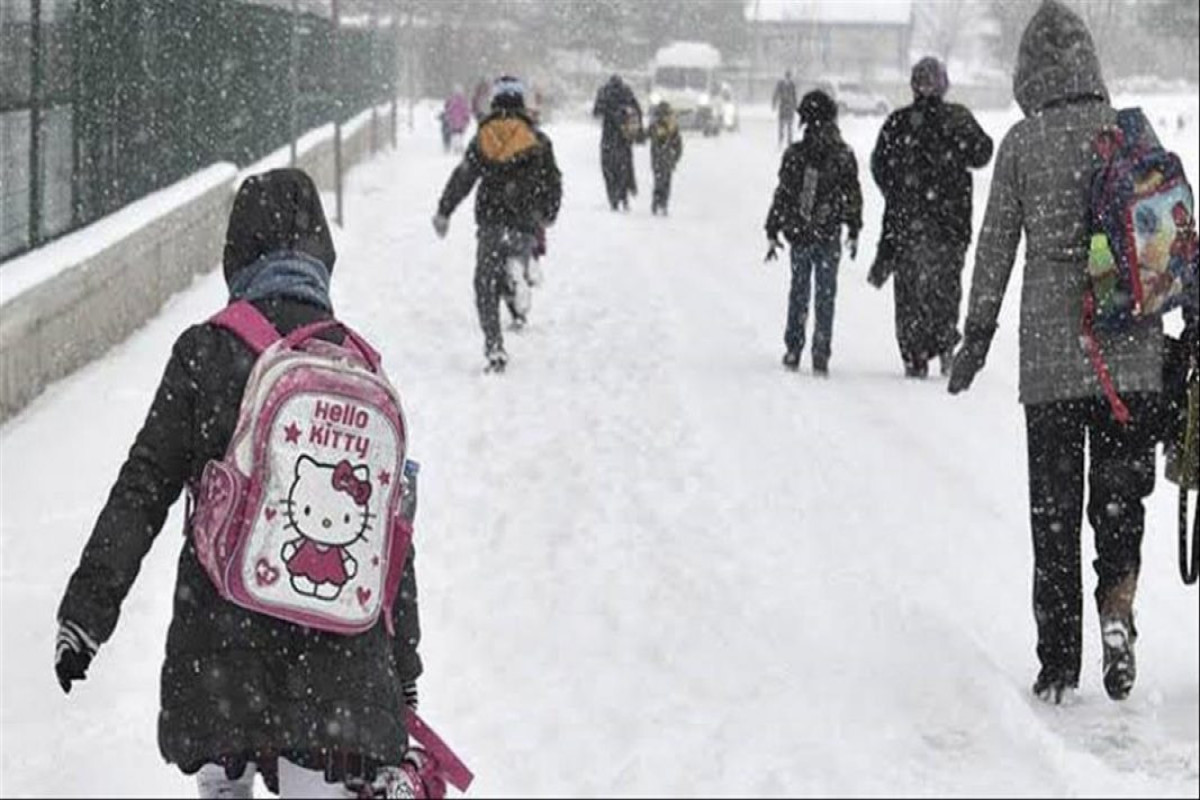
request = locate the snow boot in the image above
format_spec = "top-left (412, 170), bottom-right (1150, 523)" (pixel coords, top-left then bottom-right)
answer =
top-left (1101, 616), bottom-right (1137, 701)
top-left (484, 348), bottom-right (508, 374)
top-left (813, 356), bottom-right (829, 377)
top-left (1032, 670), bottom-right (1078, 705)
top-left (782, 351), bottom-right (800, 371)
top-left (904, 360), bottom-right (928, 379)
top-left (939, 349), bottom-right (955, 377)
top-left (1099, 573), bottom-right (1137, 700)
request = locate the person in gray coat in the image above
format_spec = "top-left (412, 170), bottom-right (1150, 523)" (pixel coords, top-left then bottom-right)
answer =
top-left (947, 0), bottom-right (1166, 705)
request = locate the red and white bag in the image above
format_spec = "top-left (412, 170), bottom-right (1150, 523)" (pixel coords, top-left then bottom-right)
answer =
top-left (189, 301), bottom-right (412, 636)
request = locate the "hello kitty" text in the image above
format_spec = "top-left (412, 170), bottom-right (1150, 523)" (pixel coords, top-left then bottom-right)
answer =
top-left (310, 400), bottom-right (371, 459)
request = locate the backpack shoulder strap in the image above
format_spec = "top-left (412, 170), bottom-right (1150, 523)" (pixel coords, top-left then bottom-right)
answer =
top-left (210, 300), bottom-right (281, 355)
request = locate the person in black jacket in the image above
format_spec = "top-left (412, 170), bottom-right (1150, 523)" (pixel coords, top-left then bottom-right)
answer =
top-left (765, 90), bottom-right (863, 375)
top-left (54, 168), bottom-right (422, 798)
top-left (433, 76), bottom-right (563, 373)
top-left (592, 74), bottom-right (643, 211)
top-left (869, 57), bottom-right (993, 378)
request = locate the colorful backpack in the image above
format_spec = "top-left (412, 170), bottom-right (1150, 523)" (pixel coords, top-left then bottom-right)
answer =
top-left (189, 301), bottom-right (413, 636)
top-left (1084, 108), bottom-right (1199, 422)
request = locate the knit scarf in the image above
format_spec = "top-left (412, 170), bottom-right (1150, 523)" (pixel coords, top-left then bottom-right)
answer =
top-left (227, 250), bottom-right (332, 311)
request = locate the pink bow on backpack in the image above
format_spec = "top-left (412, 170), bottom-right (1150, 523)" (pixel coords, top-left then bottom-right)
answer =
top-left (332, 460), bottom-right (372, 506)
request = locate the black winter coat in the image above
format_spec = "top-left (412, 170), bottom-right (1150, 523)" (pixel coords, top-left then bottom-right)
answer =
top-left (593, 78), bottom-right (642, 147)
top-left (58, 298), bottom-right (422, 776)
top-left (58, 169), bottom-right (421, 782)
top-left (437, 109), bottom-right (562, 234)
top-left (649, 115), bottom-right (683, 176)
top-left (766, 122), bottom-right (863, 248)
top-left (870, 97), bottom-right (993, 270)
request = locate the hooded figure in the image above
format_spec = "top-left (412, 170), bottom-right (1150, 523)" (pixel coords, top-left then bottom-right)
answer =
top-left (948, 0), bottom-right (1170, 706)
top-left (868, 56), bottom-right (993, 377)
top-left (55, 168), bottom-right (422, 796)
top-left (765, 90), bottom-right (863, 375)
top-left (434, 76), bottom-right (563, 372)
top-left (592, 74), bottom-right (643, 211)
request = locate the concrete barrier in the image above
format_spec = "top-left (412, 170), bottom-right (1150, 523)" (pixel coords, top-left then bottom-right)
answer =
top-left (0, 104), bottom-right (395, 422)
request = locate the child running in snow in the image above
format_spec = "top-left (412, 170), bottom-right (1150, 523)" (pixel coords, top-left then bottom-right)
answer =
top-left (54, 168), bottom-right (423, 798)
top-left (432, 75), bottom-right (562, 373)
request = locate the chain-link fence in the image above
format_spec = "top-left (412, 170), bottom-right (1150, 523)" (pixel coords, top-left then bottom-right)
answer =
top-left (1, 0), bottom-right (397, 264)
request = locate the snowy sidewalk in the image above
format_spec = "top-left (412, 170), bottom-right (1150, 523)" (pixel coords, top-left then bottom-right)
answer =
top-left (2, 100), bottom-right (1198, 797)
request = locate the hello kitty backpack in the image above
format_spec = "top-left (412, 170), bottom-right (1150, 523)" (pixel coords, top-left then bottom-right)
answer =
top-left (188, 301), bottom-right (413, 636)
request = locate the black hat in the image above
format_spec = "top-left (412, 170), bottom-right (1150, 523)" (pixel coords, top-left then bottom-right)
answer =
top-left (222, 168), bottom-right (336, 284)
top-left (797, 90), bottom-right (837, 124)
top-left (491, 75), bottom-right (526, 111)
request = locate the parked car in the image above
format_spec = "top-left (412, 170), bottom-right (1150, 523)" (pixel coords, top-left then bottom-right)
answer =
top-left (825, 80), bottom-right (891, 116)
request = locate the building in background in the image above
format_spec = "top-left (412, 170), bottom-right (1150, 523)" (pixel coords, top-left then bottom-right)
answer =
top-left (745, 0), bottom-right (913, 100)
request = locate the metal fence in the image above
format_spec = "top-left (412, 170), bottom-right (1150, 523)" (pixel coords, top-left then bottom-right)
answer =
top-left (1, 0), bottom-right (398, 264)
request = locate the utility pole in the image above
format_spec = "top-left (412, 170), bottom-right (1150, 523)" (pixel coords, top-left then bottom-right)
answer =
top-left (28, 0), bottom-right (44, 248)
top-left (407, 0), bottom-right (415, 131)
top-left (332, 0), bottom-right (343, 226)
top-left (289, 0), bottom-right (299, 166)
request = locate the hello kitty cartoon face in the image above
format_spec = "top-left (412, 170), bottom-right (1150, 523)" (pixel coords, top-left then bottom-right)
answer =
top-left (283, 455), bottom-right (374, 548)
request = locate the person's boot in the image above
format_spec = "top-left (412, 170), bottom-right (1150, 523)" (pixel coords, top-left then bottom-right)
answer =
top-left (782, 350), bottom-right (801, 371)
top-left (1099, 573), bottom-right (1138, 701)
top-left (812, 355), bottom-right (829, 377)
top-left (484, 346), bottom-right (508, 374)
top-left (1032, 668), bottom-right (1078, 705)
top-left (1101, 616), bottom-right (1137, 701)
top-left (939, 348), bottom-right (956, 377)
top-left (904, 360), bottom-right (928, 379)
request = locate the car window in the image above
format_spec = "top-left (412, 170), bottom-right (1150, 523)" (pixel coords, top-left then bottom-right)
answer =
top-left (654, 66), bottom-right (709, 91)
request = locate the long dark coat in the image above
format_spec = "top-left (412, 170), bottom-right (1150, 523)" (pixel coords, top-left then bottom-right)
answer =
top-left (869, 97), bottom-right (993, 284)
top-left (57, 170), bottom-right (422, 783)
top-left (593, 77), bottom-right (642, 206)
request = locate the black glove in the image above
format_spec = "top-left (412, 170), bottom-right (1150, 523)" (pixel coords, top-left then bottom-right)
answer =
top-left (866, 259), bottom-right (891, 289)
top-left (847, 233), bottom-right (859, 261)
top-left (765, 236), bottom-right (782, 263)
top-left (948, 322), bottom-right (997, 395)
top-left (432, 213), bottom-right (449, 239)
top-left (55, 619), bottom-right (98, 694)
top-left (402, 679), bottom-right (419, 711)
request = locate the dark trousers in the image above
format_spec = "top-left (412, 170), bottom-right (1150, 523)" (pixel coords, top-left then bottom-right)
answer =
top-left (475, 226), bottom-right (534, 356)
top-left (652, 164), bottom-right (674, 212)
top-left (784, 242), bottom-right (840, 363)
top-left (892, 237), bottom-right (967, 368)
top-left (777, 114), bottom-right (793, 147)
top-left (1024, 395), bottom-right (1157, 684)
top-left (601, 135), bottom-right (636, 209)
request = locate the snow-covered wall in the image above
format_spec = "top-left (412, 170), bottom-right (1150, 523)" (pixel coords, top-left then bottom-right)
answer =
top-left (0, 105), bottom-right (395, 421)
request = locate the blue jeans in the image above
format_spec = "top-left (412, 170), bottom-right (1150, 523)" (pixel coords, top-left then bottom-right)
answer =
top-left (785, 242), bottom-right (840, 362)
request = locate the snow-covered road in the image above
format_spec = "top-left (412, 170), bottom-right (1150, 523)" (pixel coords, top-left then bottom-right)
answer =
top-left (2, 98), bottom-right (1198, 797)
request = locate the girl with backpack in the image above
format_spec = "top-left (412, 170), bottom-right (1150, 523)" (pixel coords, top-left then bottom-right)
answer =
top-left (947, 0), bottom-right (1198, 706)
top-left (54, 168), bottom-right (424, 798)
